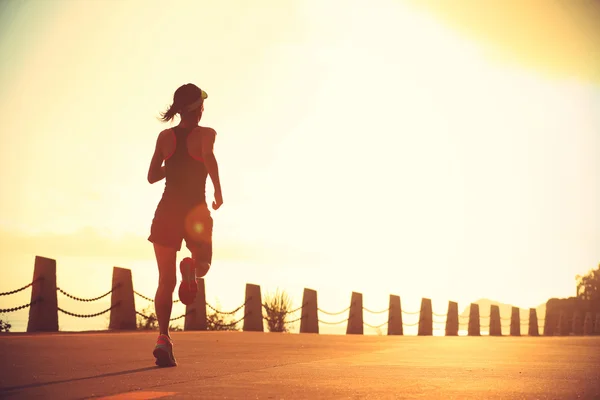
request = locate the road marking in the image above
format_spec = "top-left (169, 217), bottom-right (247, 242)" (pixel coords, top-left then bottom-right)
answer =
top-left (95, 391), bottom-right (177, 399)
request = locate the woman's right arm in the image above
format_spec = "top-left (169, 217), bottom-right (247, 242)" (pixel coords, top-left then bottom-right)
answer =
top-left (147, 131), bottom-right (167, 184)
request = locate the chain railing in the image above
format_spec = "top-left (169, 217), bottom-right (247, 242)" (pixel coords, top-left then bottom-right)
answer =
top-left (136, 309), bottom-right (193, 322)
top-left (207, 299), bottom-right (249, 315)
top-left (317, 303), bottom-right (352, 325)
top-left (364, 321), bottom-right (388, 329)
top-left (53, 283), bottom-right (122, 317)
top-left (57, 284), bottom-right (119, 302)
top-left (363, 304), bottom-right (389, 329)
top-left (0, 277), bottom-right (255, 330)
top-left (0, 278), bottom-right (121, 317)
top-left (58, 303), bottom-right (120, 318)
top-left (0, 278), bottom-right (43, 297)
top-left (133, 290), bottom-right (181, 304)
top-left (205, 299), bottom-right (250, 329)
top-left (131, 292), bottom-right (251, 329)
top-left (356, 302), bottom-right (549, 333)
top-left (0, 297), bottom-right (43, 313)
top-left (216, 313), bottom-right (249, 328)
top-left (0, 278), bottom-right (43, 313)
top-left (255, 301), bottom-right (550, 332)
top-left (0, 273), bottom-right (561, 336)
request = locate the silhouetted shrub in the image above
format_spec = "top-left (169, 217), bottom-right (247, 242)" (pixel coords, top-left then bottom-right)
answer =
top-left (263, 288), bottom-right (294, 333)
top-left (0, 318), bottom-right (11, 333)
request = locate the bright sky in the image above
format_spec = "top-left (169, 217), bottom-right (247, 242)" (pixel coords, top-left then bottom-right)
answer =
top-left (0, 0), bottom-right (598, 332)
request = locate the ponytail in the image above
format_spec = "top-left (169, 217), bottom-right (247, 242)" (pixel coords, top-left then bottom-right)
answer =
top-left (158, 103), bottom-right (179, 123)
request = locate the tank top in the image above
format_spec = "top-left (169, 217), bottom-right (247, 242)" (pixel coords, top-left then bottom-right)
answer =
top-left (161, 126), bottom-right (208, 206)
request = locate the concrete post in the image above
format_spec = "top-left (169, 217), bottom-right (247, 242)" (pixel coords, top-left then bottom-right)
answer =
top-left (556, 311), bottom-right (568, 336)
top-left (346, 292), bottom-right (363, 335)
top-left (510, 306), bottom-right (520, 336)
top-left (242, 283), bottom-right (263, 332)
top-left (445, 301), bottom-right (459, 336)
top-left (543, 310), bottom-right (554, 336)
top-left (583, 312), bottom-right (593, 336)
top-left (300, 288), bottom-right (318, 334)
top-left (27, 256), bottom-right (58, 332)
top-left (572, 310), bottom-right (583, 335)
top-left (387, 295), bottom-right (402, 335)
top-left (108, 267), bottom-right (136, 330)
top-left (184, 278), bottom-right (207, 331)
top-left (468, 303), bottom-right (480, 336)
top-left (489, 305), bottom-right (501, 336)
top-left (528, 308), bottom-right (539, 336)
top-left (418, 298), bottom-right (432, 336)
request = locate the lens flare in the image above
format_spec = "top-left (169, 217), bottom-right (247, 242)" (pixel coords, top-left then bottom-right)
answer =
top-left (184, 205), bottom-right (212, 244)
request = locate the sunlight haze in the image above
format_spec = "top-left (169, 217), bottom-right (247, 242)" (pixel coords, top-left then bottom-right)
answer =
top-left (1, 0), bottom-right (598, 333)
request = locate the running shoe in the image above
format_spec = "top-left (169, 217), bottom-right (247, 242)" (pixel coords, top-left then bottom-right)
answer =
top-left (178, 257), bottom-right (197, 305)
top-left (153, 334), bottom-right (177, 367)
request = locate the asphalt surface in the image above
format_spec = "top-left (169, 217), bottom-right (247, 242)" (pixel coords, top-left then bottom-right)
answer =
top-left (1, 331), bottom-right (599, 399)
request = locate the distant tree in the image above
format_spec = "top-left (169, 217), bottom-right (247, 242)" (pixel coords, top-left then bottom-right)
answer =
top-left (0, 318), bottom-right (11, 333)
top-left (263, 288), bottom-right (294, 333)
top-left (576, 264), bottom-right (600, 306)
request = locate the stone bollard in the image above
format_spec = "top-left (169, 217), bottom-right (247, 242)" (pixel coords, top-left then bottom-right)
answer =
top-left (346, 292), bottom-right (363, 335)
top-left (418, 298), bottom-right (433, 336)
top-left (387, 295), bottom-right (403, 335)
top-left (468, 303), bottom-right (480, 336)
top-left (594, 313), bottom-right (600, 335)
top-left (108, 267), bottom-right (136, 330)
top-left (510, 307), bottom-right (520, 336)
top-left (489, 305), bottom-right (501, 336)
top-left (445, 301), bottom-right (459, 336)
top-left (300, 288), bottom-right (318, 334)
top-left (528, 308), bottom-right (539, 336)
top-left (583, 312), bottom-right (593, 336)
top-left (184, 278), bottom-right (207, 331)
top-left (556, 311), bottom-right (569, 336)
top-left (242, 283), bottom-right (263, 332)
top-left (543, 310), bottom-right (555, 336)
top-left (27, 256), bottom-right (59, 332)
top-left (572, 310), bottom-right (583, 335)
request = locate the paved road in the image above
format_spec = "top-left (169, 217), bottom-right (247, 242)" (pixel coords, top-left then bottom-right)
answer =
top-left (1, 332), bottom-right (599, 399)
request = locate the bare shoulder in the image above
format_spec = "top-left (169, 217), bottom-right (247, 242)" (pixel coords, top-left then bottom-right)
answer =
top-left (191, 126), bottom-right (217, 138)
top-left (156, 128), bottom-right (175, 159)
top-left (187, 126), bottom-right (217, 158)
top-left (157, 128), bottom-right (174, 142)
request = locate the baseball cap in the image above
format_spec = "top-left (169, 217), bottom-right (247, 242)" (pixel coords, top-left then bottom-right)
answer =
top-left (184, 88), bottom-right (208, 112)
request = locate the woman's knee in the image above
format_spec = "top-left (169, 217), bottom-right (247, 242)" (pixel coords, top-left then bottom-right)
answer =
top-left (195, 262), bottom-right (210, 278)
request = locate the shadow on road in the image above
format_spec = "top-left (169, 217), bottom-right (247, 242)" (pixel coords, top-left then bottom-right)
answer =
top-left (0, 366), bottom-right (159, 393)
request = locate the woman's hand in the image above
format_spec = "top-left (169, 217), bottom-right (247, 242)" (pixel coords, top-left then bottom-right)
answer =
top-left (212, 191), bottom-right (223, 210)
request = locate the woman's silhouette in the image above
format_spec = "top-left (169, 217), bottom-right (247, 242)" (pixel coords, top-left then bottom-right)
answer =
top-left (147, 83), bottom-right (223, 367)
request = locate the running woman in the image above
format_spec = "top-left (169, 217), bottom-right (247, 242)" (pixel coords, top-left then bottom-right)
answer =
top-left (147, 83), bottom-right (223, 367)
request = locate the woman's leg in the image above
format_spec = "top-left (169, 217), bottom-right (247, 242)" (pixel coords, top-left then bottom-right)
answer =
top-left (189, 246), bottom-right (211, 278)
top-left (184, 203), bottom-right (213, 278)
top-left (153, 243), bottom-right (177, 336)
